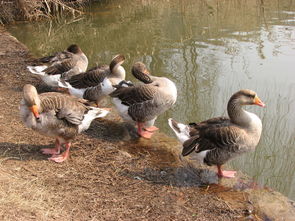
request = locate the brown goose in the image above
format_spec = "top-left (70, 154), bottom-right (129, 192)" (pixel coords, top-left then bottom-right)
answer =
top-left (168, 89), bottom-right (265, 178)
top-left (27, 44), bottom-right (88, 87)
top-left (20, 84), bottom-right (109, 163)
top-left (58, 54), bottom-right (126, 106)
top-left (110, 62), bottom-right (177, 139)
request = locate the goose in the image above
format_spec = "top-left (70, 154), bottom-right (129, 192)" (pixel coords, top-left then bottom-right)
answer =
top-left (168, 89), bottom-right (265, 178)
top-left (20, 84), bottom-right (109, 163)
top-left (58, 54), bottom-right (126, 106)
top-left (27, 44), bottom-right (88, 87)
top-left (110, 62), bottom-right (177, 139)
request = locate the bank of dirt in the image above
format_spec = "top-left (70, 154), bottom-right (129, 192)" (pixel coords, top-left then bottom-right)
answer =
top-left (0, 26), bottom-right (295, 220)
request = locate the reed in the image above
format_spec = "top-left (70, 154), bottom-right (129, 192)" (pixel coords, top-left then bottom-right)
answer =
top-left (0, 0), bottom-right (90, 24)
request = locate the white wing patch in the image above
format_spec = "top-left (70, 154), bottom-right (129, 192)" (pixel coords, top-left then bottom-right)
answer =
top-left (112, 98), bottom-right (133, 122)
top-left (78, 108), bottom-right (109, 133)
top-left (168, 118), bottom-right (190, 144)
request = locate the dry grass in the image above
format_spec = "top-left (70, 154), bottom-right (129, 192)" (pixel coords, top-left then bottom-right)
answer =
top-left (0, 27), bottom-right (269, 220)
top-left (0, 0), bottom-right (89, 24)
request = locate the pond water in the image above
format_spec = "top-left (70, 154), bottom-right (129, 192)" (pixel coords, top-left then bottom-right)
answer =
top-left (7, 0), bottom-right (295, 200)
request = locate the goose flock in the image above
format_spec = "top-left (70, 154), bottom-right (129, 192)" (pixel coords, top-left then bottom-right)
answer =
top-left (23, 44), bottom-right (265, 178)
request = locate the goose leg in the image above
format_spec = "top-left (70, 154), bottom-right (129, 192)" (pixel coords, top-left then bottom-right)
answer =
top-left (217, 165), bottom-right (236, 178)
top-left (137, 122), bottom-right (153, 139)
top-left (41, 138), bottom-right (61, 155)
top-left (48, 142), bottom-right (71, 163)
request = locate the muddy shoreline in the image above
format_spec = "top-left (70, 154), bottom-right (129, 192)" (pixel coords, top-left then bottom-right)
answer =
top-left (0, 26), bottom-right (294, 220)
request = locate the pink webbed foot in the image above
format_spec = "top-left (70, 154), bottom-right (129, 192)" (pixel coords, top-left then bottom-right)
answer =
top-left (137, 122), bottom-right (156, 139)
top-left (41, 148), bottom-right (60, 155)
top-left (144, 126), bottom-right (159, 132)
top-left (48, 142), bottom-right (71, 163)
top-left (138, 130), bottom-right (154, 139)
top-left (217, 165), bottom-right (236, 178)
top-left (217, 170), bottom-right (237, 178)
top-left (48, 153), bottom-right (68, 163)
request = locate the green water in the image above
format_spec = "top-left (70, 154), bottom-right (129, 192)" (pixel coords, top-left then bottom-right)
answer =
top-left (7, 0), bottom-right (295, 200)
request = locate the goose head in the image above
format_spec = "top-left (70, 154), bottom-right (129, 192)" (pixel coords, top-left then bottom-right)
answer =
top-left (66, 44), bottom-right (83, 54)
top-left (23, 84), bottom-right (41, 120)
top-left (227, 89), bottom-right (265, 126)
top-left (229, 89), bottom-right (265, 107)
top-left (131, 62), bottom-right (153, 84)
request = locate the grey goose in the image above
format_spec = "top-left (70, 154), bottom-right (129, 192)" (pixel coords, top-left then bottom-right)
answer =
top-left (27, 44), bottom-right (88, 87)
top-left (58, 54), bottom-right (126, 106)
top-left (110, 62), bottom-right (177, 139)
top-left (20, 84), bottom-right (109, 163)
top-left (168, 89), bottom-right (265, 178)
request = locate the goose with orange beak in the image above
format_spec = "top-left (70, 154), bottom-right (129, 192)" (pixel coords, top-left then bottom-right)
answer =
top-left (20, 84), bottom-right (109, 163)
top-left (168, 89), bottom-right (265, 178)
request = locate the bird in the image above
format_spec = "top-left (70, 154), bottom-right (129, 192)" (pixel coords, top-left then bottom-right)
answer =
top-left (27, 44), bottom-right (88, 87)
top-left (110, 62), bottom-right (177, 139)
top-left (168, 89), bottom-right (265, 178)
top-left (20, 84), bottom-right (109, 163)
top-left (58, 54), bottom-right (126, 106)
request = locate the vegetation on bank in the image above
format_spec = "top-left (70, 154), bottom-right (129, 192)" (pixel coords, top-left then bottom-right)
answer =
top-left (0, 0), bottom-right (91, 24)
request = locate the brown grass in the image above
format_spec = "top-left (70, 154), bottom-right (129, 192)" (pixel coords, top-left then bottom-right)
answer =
top-left (0, 27), bottom-right (252, 220)
top-left (1, 26), bottom-right (286, 220)
top-left (0, 0), bottom-right (89, 24)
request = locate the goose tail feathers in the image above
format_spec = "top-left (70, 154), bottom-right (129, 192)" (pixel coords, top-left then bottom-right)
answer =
top-left (78, 107), bottom-right (109, 132)
top-left (57, 80), bottom-right (71, 88)
top-left (168, 118), bottom-right (190, 144)
top-left (27, 65), bottom-right (47, 76)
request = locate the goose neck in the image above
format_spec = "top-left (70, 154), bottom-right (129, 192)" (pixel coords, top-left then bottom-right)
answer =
top-left (111, 65), bottom-right (126, 80)
top-left (227, 98), bottom-right (250, 126)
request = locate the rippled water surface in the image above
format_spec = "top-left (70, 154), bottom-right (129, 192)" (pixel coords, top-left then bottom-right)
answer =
top-left (8, 0), bottom-right (295, 200)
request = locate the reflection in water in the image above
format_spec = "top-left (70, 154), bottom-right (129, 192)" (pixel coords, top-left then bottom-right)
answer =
top-left (7, 0), bottom-right (295, 200)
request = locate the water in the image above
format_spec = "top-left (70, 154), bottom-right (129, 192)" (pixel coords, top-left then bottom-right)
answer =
top-left (7, 0), bottom-right (295, 200)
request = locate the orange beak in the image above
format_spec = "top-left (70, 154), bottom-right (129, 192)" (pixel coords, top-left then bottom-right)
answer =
top-left (29, 105), bottom-right (40, 119)
top-left (254, 96), bottom-right (265, 107)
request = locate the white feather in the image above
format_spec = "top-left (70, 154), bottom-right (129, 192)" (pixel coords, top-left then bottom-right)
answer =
top-left (144, 118), bottom-right (156, 127)
top-left (57, 81), bottom-right (86, 98)
top-left (101, 78), bottom-right (114, 95)
top-left (27, 65), bottom-right (47, 75)
top-left (192, 150), bottom-right (210, 164)
top-left (78, 108), bottom-right (109, 132)
top-left (166, 79), bottom-right (177, 103)
top-left (27, 65), bottom-right (62, 87)
top-left (68, 87), bottom-right (86, 99)
top-left (41, 75), bottom-right (61, 87)
top-left (168, 118), bottom-right (190, 144)
top-left (57, 80), bottom-right (70, 88)
top-left (112, 97), bottom-right (133, 122)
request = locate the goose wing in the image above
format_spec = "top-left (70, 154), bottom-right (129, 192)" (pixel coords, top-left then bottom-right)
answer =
top-left (38, 51), bottom-right (72, 64)
top-left (110, 84), bottom-right (158, 121)
top-left (40, 93), bottom-right (87, 125)
top-left (182, 118), bottom-right (244, 156)
top-left (43, 53), bottom-right (78, 76)
top-left (110, 84), bottom-right (156, 106)
top-left (67, 65), bottom-right (110, 88)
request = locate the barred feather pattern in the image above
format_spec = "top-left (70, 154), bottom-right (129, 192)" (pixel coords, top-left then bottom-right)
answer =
top-left (172, 90), bottom-right (263, 167)
top-left (67, 65), bottom-right (110, 88)
top-left (20, 88), bottom-right (100, 141)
